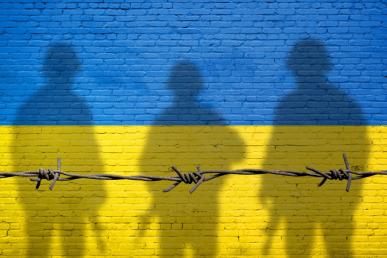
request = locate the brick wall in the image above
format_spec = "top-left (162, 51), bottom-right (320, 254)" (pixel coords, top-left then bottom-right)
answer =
top-left (0, 0), bottom-right (384, 125)
top-left (0, 1), bottom-right (386, 257)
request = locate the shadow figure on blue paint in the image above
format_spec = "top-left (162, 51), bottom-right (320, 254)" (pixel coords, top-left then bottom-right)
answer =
top-left (139, 60), bottom-right (244, 257)
top-left (260, 39), bottom-right (369, 257)
top-left (12, 43), bottom-right (106, 257)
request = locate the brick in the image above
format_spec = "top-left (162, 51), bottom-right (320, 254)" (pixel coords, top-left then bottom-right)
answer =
top-left (0, 1), bottom-right (385, 257)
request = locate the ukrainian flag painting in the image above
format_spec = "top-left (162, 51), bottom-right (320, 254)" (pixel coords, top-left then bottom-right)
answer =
top-left (1, 1), bottom-right (386, 258)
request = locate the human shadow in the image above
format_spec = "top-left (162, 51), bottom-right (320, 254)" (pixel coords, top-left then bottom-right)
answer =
top-left (260, 39), bottom-right (369, 257)
top-left (12, 43), bottom-right (106, 257)
top-left (139, 60), bottom-right (244, 257)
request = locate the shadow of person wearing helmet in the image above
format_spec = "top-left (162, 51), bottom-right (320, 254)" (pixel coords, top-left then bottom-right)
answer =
top-left (260, 39), bottom-right (369, 257)
top-left (138, 60), bottom-right (244, 257)
top-left (12, 42), bottom-right (106, 257)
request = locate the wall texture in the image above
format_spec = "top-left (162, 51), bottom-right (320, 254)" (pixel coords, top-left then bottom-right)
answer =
top-left (0, 0), bottom-right (386, 257)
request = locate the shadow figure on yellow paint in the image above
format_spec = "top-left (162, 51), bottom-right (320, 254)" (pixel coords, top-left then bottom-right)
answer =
top-left (260, 39), bottom-right (369, 257)
top-left (12, 43), bottom-right (106, 257)
top-left (139, 60), bottom-right (244, 257)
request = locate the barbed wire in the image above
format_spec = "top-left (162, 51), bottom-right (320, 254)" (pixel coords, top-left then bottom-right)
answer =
top-left (3, 154), bottom-right (387, 193)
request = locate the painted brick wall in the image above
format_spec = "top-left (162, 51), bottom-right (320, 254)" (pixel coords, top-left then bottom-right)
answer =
top-left (0, 0), bottom-right (385, 125)
top-left (0, 1), bottom-right (386, 258)
top-left (2, 126), bottom-right (386, 257)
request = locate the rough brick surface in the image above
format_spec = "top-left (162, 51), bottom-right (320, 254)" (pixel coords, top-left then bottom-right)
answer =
top-left (2, 126), bottom-right (387, 257)
top-left (0, 0), bottom-right (385, 125)
top-left (0, 1), bottom-right (386, 257)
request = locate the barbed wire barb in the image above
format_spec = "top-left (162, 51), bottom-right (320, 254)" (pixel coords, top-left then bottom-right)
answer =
top-left (3, 153), bottom-right (387, 193)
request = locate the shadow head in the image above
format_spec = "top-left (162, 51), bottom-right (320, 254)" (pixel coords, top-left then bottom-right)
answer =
top-left (167, 60), bottom-right (204, 100)
top-left (43, 42), bottom-right (81, 84)
top-left (287, 38), bottom-right (332, 78)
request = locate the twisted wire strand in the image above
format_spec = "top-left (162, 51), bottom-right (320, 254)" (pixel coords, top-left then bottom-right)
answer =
top-left (4, 154), bottom-right (387, 193)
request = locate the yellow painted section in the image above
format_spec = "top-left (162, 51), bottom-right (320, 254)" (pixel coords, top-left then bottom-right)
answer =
top-left (0, 125), bottom-right (386, 257)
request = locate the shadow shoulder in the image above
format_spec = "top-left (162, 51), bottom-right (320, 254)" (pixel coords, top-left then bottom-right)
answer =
top-left (13, 87), bottom-right (93, 124)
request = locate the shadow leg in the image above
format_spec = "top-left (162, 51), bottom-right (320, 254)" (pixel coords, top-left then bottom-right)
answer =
top-left (286, 220), bottom-right (315, 258)
top-left (26, 220), bottom-right (53, 258)
top-left (60, 221), bottom-right (86, 258)
top-left (158, 228), bottom-right (185, 258)
top-left (323, 223), bottom-right (354, 258)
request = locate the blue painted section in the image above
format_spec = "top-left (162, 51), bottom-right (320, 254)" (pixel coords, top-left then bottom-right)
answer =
top-left (0, 1), bottom-right (385, 125)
